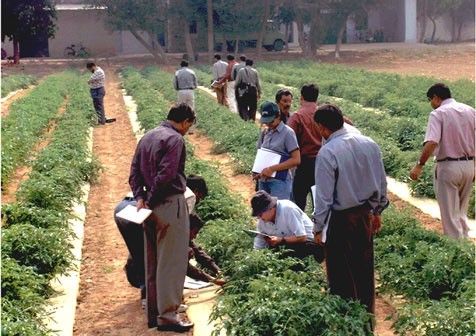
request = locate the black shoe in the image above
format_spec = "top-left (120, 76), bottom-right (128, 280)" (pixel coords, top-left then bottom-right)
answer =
top-left (157, 320), bottom-right (194, 333)
top-left (105, 118), bottom-right (116, 123)
top-left (147, 321), bottom-right (157, 328)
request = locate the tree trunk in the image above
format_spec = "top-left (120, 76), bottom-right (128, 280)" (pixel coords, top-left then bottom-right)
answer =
top-left (147, 32), bottom-right (168, 65)
top-left (307, 11), bottom-right (319, 59)
top-left (285, 23), bottom-right (290, 54)
top-left (429, 16), bottom-right (436, 43)
top-left (13, 37), bottom-right (20, 64)
top-left (234, 36), bottom-right (240, 54)
top-left (128, 28), bottom-right (163, 63)
top-left (184, 25), bottom-right (195, 64)
top-left (207, 0), bottom-right (214, 63)
top-left (334, 16), bottom-right (348, 59)
top-left (256, 0), bottom-right (271, 59)
top-left (418, 0), bottom-right (428, 42)
top-left (295, 15), bottom-right (306, 55)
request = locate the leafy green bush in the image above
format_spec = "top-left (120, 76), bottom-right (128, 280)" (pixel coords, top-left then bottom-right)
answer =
top-left (1, 74), bottom-right (37, 97)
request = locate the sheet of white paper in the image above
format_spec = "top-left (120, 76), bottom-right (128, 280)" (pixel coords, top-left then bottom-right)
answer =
top-left (184, 277), bottom-right (213, 289)
top-left (252, 148), bottom-right (282, 178)
top-left (116, 204), bottom-right (152, 224)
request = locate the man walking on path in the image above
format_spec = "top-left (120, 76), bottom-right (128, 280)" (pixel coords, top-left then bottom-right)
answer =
top-left (129, 103), bottom-right (196, 333)
top-left (174, 60), bottom-right (197, 134)
top-left (87, 62), bottom-right (115, 125)
top-left (222, 54), bottom-right (239, 113)
top-left (212, 54), bottom-right (229, 107)
top-left (410, 83), bottom-right (475, 239)
top-left (235, 59), bottom-right (261, 122)
top-left (312, 103), bottom-right (388, 321)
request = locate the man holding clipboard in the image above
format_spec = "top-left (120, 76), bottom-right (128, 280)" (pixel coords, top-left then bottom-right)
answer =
top-left (253, 101), bottom-right (300, 200)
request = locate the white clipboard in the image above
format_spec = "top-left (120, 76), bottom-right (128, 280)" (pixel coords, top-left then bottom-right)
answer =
top-left (116, 204), bottom-right (152, 224)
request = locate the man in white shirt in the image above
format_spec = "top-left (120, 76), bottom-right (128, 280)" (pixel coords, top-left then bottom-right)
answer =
top-left (87, 62), bottom-right (115, 125)
top-left (212, 54), bottom-right (229, 107)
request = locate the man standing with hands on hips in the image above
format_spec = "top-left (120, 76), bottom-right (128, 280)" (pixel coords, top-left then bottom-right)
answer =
top-left (410, 83), bottom-right (475, 239)
top-left (129, 103), bottom-right (196, 332)
top-left (312, 103), bottom-right (388, 324)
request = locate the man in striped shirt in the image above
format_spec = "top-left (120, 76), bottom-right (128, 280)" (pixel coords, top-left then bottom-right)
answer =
top-left (87, 62), bottom-right (107, 124)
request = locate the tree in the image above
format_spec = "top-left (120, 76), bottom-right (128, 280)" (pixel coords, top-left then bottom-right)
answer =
top-left (276, 1), bottom-right (296, 53)
top-left (91, 0), bottom-right (169, 64)
top-left (1, 0), bottom-right (57, 64)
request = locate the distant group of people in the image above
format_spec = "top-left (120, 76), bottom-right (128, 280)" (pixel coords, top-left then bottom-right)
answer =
top-left (118, 51), bottom-right (474, 333)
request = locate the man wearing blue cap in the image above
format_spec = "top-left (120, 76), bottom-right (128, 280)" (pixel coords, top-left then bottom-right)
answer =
top-left (254, 101), bottom-right (300, 200)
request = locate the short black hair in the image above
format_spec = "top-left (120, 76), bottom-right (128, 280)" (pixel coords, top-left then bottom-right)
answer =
top-left (239, 55), bottom-right (246, 62)
top-left (214, 54), bottom-right (221, 60)
top-left (301, 84), bottom-right (319, 102)
top-left (226, 54), bottom-right (234, 61)
top-left (245, 59), bottom-right (253, 66)
top-left (86, 62), bottom-right (96, 68)
top-left (313, 103), bottom-right (344, 132)
top-left (275, 89), bottom-right (293, 103)
top-left (180, 60), bottom-right (189, 67)
top-left (167, 103), bottom-right (196, 123)
top-left (186, 175), bottom-right (208, 198)
top-left (427, 83), bottom-right (452, 100)
top-left (189, 212), bottom-right (204, 230)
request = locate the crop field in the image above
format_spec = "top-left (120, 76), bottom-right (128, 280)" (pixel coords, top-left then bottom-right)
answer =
top-left (1, 47), bottom-right (475, 335)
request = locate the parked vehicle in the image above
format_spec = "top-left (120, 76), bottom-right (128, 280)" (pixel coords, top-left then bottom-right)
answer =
top-left (214, 21), bottom-right (286, 52)
top-left (63, 43), bottom-right (90, 58)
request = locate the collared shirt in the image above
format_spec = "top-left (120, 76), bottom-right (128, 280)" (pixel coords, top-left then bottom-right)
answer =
top-left (257, 121), bottom-right (299, 181)
top-left (231, 62), bottom-right (245, 81)
top-left (213, 60), bottom-right (228, 80)
top-left (174, 67), bottom-right (197, 91)
top-left (424, 98), bottom-right (475, 160)
top-left (235, 66), bottom-right (261, 94)
top-left (88, 66), bottom-right (105, 89)
top-left (224, 60), bottom-right (239, 81)
top-left (313, 127), bottom-right (388, 232)
top-left (288, 101), bottom-right (321, 159)
top-left (254, 200), bottom-right (314, 249)
top-left (129, 121), bottom-right (187, 208)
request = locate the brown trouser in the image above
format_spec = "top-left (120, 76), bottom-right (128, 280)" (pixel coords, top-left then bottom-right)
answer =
top-left (325, 204), bottom-right (375, 314)
top-left (215, 82), bottom-right (229, 107)
top-left (143, 194), bottom-right (189, 326)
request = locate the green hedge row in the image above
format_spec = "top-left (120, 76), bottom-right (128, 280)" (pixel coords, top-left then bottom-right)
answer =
top-left (1, 73), bottom-right (100, 336)
top-left (120, 67), bottom-right (375, 335)
top-left (133, 66), bottom-right (475, 335)
top-left (1, 74), bottom-right (37, 97)
top-left (1, 72), bottom-right (76, 189)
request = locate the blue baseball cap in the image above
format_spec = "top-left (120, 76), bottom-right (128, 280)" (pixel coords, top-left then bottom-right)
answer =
top-left (259, 101), bottom-right (280, 124)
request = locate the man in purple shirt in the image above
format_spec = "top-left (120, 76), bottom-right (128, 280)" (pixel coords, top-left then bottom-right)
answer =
top-left (129, 103), bottom-right (196, 332)
top-left (410, 83), bottom-right (475, 239)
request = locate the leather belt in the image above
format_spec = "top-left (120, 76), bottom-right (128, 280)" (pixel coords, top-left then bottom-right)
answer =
top-left (437, 156), bottom-right (474, 162)
top-left (124, 196), bottom-right (135, 201)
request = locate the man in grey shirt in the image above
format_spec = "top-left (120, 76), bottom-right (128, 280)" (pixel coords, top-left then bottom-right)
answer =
top-left (312, 103), bottom-right (388, 322)
top-left (174, 60), bottom-right (197, 133)
top-left (234, 59), bottom-right (261, 121)
top-left (212, 54), bottom-right (229, 107)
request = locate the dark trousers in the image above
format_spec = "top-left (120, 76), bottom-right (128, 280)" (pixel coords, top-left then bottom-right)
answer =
top-left (325, 204), bottom-right (375, 314)
top-left (114, 199), bottom-right (145, 289)
top-left (236, 88), bottom-right (257, 121)
top-left (292, 157), bottom-right (316, 211)
top-left (90, 87), bottom-right (106, 124)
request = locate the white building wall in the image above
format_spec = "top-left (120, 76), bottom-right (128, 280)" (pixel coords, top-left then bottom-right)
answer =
top-left (422, 15), bottom-right (475, 42)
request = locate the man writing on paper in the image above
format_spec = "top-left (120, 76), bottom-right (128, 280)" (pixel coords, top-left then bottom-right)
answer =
top-left (312, 103), bottom-right (388, 322)
top-left (129, 103), bottom-right (195, 332)
top-left (250, 190), bottom-right (324, 262)
top-left (254, 101), bottom-right (300, 200)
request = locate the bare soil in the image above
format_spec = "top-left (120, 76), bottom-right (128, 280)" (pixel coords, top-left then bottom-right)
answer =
top-left (1, 42), bottom-right (473, 335)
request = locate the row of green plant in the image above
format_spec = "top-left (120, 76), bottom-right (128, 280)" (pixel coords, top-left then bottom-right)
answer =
top-left (1, 73), bottom-right (100, 336)
top-left (192, 65), bottom-right (475, 218)
top-left (1, 74), bottom-right (37, 97)
top-left (1, 71), bottom-right (76, 189)
top-left (120, 67), bottom-right (376, 335)
top-left (129, 66), bottom-right (475, 335)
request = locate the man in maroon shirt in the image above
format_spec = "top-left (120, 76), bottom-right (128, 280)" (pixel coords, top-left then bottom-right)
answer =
top-left (129, 103), bottom-right (196, 332)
